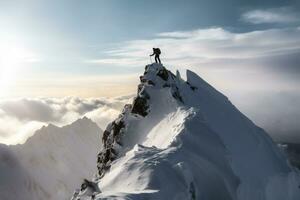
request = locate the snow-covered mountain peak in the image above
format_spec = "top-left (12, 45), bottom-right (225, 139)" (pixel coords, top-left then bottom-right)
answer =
top-left (0, 117), bottom-right (102, 200)
top-left (73, 63), bottom-right (300, 200)
top-left (21, 117), bottom-right (98, 145)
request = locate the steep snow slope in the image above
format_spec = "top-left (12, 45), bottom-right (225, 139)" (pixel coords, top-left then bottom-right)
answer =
top-left (0, 117), bottom-right (102, 200)
top-left (0, 144), bottom-right (43, 200)
top-left (74, 63), bottom-right (300, 200)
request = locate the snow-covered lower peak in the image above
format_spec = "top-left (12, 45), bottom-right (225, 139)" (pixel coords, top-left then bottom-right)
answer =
top-left (0, 117), bottom-right (102, 200)
top-left (74, 63), bottom-right (300, 200)
top-left (0, 144), bottom-right (40, 200)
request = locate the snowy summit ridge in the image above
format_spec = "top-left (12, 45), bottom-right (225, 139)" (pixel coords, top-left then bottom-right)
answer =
top-left (73, 63), bottom-right (300, 200)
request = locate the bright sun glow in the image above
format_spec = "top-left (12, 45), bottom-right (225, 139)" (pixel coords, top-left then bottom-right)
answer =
top-left (0, 41), bottom-right (36, 97)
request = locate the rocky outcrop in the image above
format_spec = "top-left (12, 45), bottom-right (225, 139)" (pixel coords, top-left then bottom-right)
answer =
top-left (96, 63), bottom-right (184, 177)
top-left (156, 67), bottom-right (169, 81)
top-left (131, 96), bottom-right (149, 117)
top-left (97, 110), bottom-right (127, 177)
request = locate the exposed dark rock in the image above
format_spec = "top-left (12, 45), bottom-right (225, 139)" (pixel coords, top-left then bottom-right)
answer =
top-left (157, 67), bottom-right (169, 81)
top-left (97, 85), bottom-right (149, 177)
top-left (140, 76), bottom-right (146, 83)
top-left (170, 72), bottom-right (176, 80)
top-left (190, 86), bottom-right (197, 91)
top-left (163, 83), bottom-right (171, 88)
top-left (97, 146), bottom-right (118, 175)
top-left (102, 130), bottom-right (110, 145)
top-left (112, 121), bottom-right (125, 138)
top-left (131, 96), bottom-right (149, 117)
top-left (186, 81), bottom-right (198, 91)
top-left (98, 114), bottom-right (126, 176)
top-left (278, 143), bottom-right (300, 170)
top-left (189, 182), bottom-right (196, 200)
top-left (96, 64), bottom-right (182, 178)
top-left (147, 80), bottom-right (155, 86)
top-left (122, 104), bottom-right (132, 113)
top-left (80, 179), bottom-right (100, 193)
top-left (172, 86), bottom-right (184, 103)
top-left (97, 151), bottom-right (111, 176)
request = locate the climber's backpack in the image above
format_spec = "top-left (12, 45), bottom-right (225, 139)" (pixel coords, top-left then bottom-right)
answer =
top-left (156, 48), bottom-right (161, 55)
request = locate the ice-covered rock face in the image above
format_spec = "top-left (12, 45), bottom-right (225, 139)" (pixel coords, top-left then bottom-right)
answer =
top-left (96, 64), bottom-right (201, 178)
top-left (96, 64), bottom-right (182, 177)
top-left (87, 63), bottom-right (300, 200)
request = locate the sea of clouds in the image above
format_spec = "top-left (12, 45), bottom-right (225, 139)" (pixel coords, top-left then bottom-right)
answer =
top-left (0, 95), bottom-right (133, 145)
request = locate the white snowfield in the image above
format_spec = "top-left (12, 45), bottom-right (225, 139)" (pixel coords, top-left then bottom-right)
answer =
top-left (79, 63), bottom-right (300, 200)
top-left (0, 117), bottom-right (102, 200)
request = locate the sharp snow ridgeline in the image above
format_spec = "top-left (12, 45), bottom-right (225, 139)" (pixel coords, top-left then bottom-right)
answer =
top-left (73, 63), bottom-right (300, 200)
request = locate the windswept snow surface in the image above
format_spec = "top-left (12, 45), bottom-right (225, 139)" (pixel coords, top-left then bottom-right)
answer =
top-left (81, 63), bottom-right (300, 200)
top-left (0, 117), bottom-right (102, 200)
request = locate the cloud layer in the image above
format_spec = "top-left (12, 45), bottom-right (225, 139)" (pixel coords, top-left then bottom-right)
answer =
top-left (90, 26), bottom-right (300, 69)
top-left (0, 96), bottom-right (133, 145)
top-left (1, 80), bottom-right (299, 144)
top-left (241, 7), bottom-right (299, 24)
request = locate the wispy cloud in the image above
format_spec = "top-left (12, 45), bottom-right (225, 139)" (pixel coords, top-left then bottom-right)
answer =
top-left (89, 27), bottom-right (300, 68)
top-left (157, 28), bottom-right (233, 40)
top-left (0, 96), bottom-right (133, 145)
top-left (241, 7), bottom-right (299, 24)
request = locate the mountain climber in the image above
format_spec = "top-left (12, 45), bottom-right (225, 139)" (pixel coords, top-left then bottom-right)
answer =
top-left (150, 48), bottom-right (161, 64)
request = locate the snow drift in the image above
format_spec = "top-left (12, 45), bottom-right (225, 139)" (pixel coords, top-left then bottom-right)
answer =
top-left (73, 63), bottom-right (300, 200)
